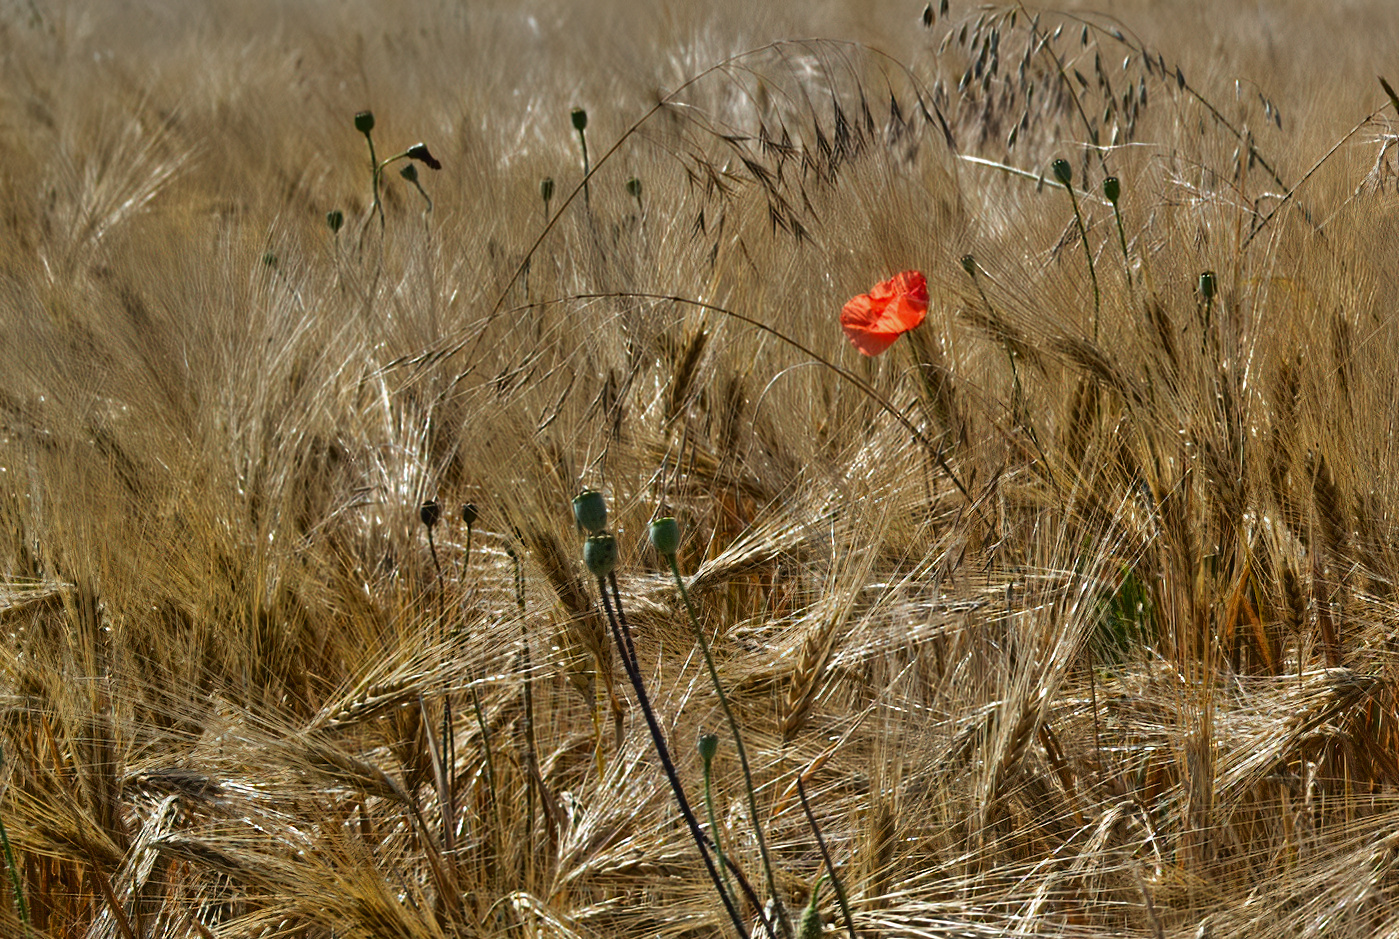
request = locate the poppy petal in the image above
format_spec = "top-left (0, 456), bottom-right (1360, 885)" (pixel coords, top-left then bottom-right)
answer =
top-left (840, 270), bottom-right (928, 356)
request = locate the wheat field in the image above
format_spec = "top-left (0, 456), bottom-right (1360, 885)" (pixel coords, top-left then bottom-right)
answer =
top-left (2, 1), bottom-right (1399, 937)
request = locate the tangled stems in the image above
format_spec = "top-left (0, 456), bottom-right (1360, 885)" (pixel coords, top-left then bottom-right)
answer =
top-left (795, 776), bottom-right (857, 939)
top-left (590, 563), bottom-right (761, 939)
top-left (653, 519), bottom-right (791, 939)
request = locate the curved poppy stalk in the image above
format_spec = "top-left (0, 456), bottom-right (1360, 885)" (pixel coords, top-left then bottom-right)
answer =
top-left (840, 270), bottom-right (929, 355)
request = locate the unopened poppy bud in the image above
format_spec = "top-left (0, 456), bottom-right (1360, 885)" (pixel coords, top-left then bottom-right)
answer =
top-left (406, 143), bottom-right (442, 170)
top-left (960, 254), bottom-right (977, 276)
top-left (461, 502), bottom-right (478, 527)
top-left (626, 177), bottom-right (642, 200)
top-left (540, 177), bottom-right (555, 203)
top-left (326, 209), bottom-right (344, 233)
top-left (354, 110), bottom-right (375, 135)
top-left (1051, 159), bottom-right (1073, 187)
top-left (649, 517), bottom-right (681, 556)
top-left (1198, 270), bottom-right (1217, 299)
top-left (420, 499), bottom-right (442, 528)
top-left (698, 733), bottom-right (719, 765)
top-left (399, 163), bottom-right (419, 183)
top-left (583, 532), bottom-right (618, 578)
top-left (571, 107), bottom-right (588, 132)
top-left (1103, 176), bottom-right (1121, 203)
top-left (572, 490), bottom-right (607, 534)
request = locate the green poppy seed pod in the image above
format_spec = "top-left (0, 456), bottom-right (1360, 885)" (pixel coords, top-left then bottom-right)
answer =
top-left (326, 209), bottom-right (344, 233)
top-left (1198, 270), bottom-right (1217, 299)
top-left (354, 110), bottom-right (375, 135)
top-left (698, 732), bottom-right (719, 765)
top-left (461, 502), bottom-right (478, 527)
top-left (1051, 159), bottom-right (1073, 187)
top-left (572, 489), bottom-right (608, 534)
top-left (406, 143), bottom-right (442, 170)
top-left (1103, 176), bottom-right (1121, 203)
top-left (399, 163), bottom-right (419, 183)
top-left (960, 254), bottom-right (977, 277)
top-left (420, 499), bottom-right (442, 529)
top-left (571, 107), bottom-right (588, 132)
top-left (583, 532), bottom-right (618, 578)
top-left (649, 516), bottom-right (680, 556)
top-left (626, 177), bottom-right (642, 200)
top-left (540, 176), bottom-right (555, 203)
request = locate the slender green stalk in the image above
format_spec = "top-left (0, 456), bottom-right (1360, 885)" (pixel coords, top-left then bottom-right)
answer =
top-left (1103, 176), bottom-right (1133, 292)
top-left (0, 795), bottom-right (29, 936)
top-left (662, 548), bottom-right (791, 938)
top-left (355, 111), bottom-right (383, 233)
top-left (1053, 159), bottom-right (1100, 337)
top-left (699, 734), bottom-right (736, 906)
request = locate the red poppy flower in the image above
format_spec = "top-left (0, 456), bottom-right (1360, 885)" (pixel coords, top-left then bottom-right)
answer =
top-left (840, 270), bottom-right (929, 356)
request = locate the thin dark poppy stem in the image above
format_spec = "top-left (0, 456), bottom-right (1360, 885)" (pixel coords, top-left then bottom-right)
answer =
top-left (661, 555), bottom-right (792, 938)
top-left (1062, 180), bottom-right (1101, 338)
top-left (607, 573), bottom-right (642, 678)
top-left (597, 580), bottom-right (761, 939)
top-left (795, 776), bottom-right (858, 939)
top-left (605, 574), bottom-right (771, 930)
top-left (426, 528), bottom-right (444, 612)
top-left (461, 524), bottom-right (473, 581)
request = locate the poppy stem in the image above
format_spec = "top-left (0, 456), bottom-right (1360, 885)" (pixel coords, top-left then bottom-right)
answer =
top-left (1059, 174), bottom-right (1101, 338)
top-left (569, 292), bottom-right (984, 521)
top-left (595, 577), bottom-right (764, 939)
top-left (662, 551), bottom-right (792, 939)
top-left (795, 775), bottom-right (858, 939)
